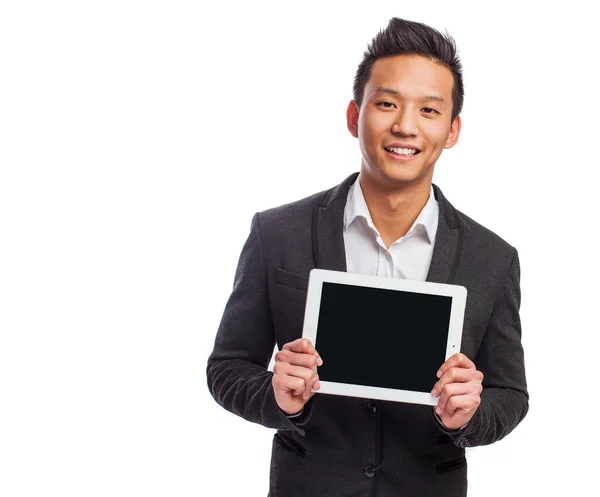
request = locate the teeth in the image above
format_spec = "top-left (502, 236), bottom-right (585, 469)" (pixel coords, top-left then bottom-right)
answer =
top-left (386, 147), bottom-right (418, 156)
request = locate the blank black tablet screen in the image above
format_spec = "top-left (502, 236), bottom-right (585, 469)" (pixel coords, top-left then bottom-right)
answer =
top-left (315, 282), bottom-right (453, 393)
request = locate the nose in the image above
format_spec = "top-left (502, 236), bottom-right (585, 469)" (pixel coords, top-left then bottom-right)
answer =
top-left (391, 108), bottom-right (418, 137)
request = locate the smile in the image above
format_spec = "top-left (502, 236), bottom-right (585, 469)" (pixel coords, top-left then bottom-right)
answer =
top-left (383, 146), bottom-right (420, 158)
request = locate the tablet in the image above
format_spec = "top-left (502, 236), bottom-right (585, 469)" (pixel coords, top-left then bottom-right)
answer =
top-left (301, 269), bottom-right (467, 406)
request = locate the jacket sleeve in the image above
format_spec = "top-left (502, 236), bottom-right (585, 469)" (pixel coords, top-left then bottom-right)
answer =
top-left (440, 247), bottom-right (529, 448)
top-left (206, 213), bottom-right (309, 435)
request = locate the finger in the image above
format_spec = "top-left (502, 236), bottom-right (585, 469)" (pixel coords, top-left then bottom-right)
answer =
top-left (274, 374), bottom-right (306, 397)
top-left (435, 381), bottom-right (481, 414)
top-left (282, 338), bottom-right (315, 354)
top-left (439, 393), bottom-right (481, 417)
top-left (285, 367), bottom-right (319, 399)
top-left (436, 353), bottom-right (476, 378)
top-left (432, 367), bottom-right (484, 396)
top-left (274, 363), bottom-right (320, 399)
top-left (281, 363), bottom-right (318, 385)
top-left (273, 360), bottom-right (312, 379)
top-left (282, 338), bottom-right (323, 366)
top-left (436, 382), bottom-right (472, 413)
top-left (275, 350), bottom-right (319, 371)
top-left (305, 372), bottom-right (320, 397)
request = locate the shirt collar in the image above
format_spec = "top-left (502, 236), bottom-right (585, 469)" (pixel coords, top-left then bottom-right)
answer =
top-left (343, 174), bottom-right (438, 244)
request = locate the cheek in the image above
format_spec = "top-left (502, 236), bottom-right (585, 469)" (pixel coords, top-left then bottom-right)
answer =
top-left (430, 121), bottom-right (453, 144)
top-left (423, 127), bottom-right (450, 151)
top-left (359, 114), bottom-right (387, 149)
top-left (357, 123), bottom-right (374, 154)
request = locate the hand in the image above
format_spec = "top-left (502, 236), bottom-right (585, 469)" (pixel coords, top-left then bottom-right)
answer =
top-left (431, 353), bottom-right (483, 431)
top-left (272, 338), bottom-right (323, 415)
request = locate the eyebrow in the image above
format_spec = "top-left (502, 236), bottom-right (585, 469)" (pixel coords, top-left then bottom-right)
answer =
top-left (373, 86), bottom-right (445, 104)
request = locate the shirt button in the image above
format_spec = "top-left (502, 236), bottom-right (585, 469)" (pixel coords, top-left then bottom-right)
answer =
top-left (385, 253), bottom-right (391, 261)
top-left (364, 465), bottom-right (376, 479)
top-left (366, 401), bottom-right (377, 414)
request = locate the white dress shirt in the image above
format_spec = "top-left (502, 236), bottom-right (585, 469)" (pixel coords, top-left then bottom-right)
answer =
top-left (289, 176), bottom-right (463, 430)
top-left (341, 176), bottom-right (466, 431)
top-left (343, 174), bottom-right (439, 280)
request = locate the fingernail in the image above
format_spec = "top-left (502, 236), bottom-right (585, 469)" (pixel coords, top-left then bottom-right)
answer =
top-left (431, 387), bottom-right (439, 397)
top-left (314, 380), bottom-right (321, 390)
top-left (436, 370), bottom-right (442, 378)
top-left (317, 357), bottom-right (323, 366)
top-left (435, 406), bottom-right (441, 415)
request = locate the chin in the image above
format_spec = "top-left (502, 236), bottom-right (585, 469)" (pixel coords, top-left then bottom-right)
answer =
top-left (375, 166), bottom-right (426, 187)
top-left (362, 156), bottom-right (431, 187)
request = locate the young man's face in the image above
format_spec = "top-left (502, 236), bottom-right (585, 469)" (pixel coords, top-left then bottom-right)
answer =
top-left (347, 54), bottom-right (461, 190)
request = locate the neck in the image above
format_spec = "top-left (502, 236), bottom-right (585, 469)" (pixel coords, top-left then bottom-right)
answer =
top-left (359, 173), bottom-right (431, 249)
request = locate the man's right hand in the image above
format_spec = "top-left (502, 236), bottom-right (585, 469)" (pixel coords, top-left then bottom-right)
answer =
top-left (272, 338), bottom-right (323, 416)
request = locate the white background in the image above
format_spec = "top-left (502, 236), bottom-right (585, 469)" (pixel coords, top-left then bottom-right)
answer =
top-left (1, 1), bottom-right (598, 496)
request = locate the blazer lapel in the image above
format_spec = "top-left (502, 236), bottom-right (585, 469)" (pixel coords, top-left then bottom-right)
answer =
top-left (312, 173), bottom-right (358, 272)
top-left (311, 175), bottom-right (463, 284)
top-left (426, 183), bottom-right (463, 285)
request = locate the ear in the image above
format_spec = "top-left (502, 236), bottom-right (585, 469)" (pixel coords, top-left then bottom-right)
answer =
top-left (444, 115), bottom-right (462, 149)
top-left (346, 100), bottom-right (359, 138)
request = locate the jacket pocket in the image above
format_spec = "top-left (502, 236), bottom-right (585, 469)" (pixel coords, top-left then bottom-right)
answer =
top-left (436, 456), bottom-right (467, 474)
top-left (276, 267), bottom-right (309, 292)
top-left (274, 432), bottom-right (306, 457)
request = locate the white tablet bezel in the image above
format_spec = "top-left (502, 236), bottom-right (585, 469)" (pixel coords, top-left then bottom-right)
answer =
top-left (301, 268), bottom-right (467, 406)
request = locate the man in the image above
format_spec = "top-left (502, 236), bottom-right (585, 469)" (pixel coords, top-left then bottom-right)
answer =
top-left (207, 17), bottom-right (528, 497)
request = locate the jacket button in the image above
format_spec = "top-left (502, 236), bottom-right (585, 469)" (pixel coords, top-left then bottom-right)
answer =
top-left (366, 401), bottom-right (377, 414)
top-left (364, 465), bottom-right (376, 479)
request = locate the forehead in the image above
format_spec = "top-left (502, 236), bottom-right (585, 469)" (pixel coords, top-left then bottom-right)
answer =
top-left (365, 54), bottom-right (454, 100)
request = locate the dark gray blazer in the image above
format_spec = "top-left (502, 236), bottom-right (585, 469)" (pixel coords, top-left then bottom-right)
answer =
top-left (207, 173), bottom-right (528, 497)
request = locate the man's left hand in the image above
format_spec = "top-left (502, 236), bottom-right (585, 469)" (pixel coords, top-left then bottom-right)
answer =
top-left (431, 353), bottom-right (483, 431)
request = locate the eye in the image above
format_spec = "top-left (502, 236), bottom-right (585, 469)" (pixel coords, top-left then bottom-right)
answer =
top-left (377, 101), bottom-right (396, 108)
top-left (422, 107), bottom-right (438, 114)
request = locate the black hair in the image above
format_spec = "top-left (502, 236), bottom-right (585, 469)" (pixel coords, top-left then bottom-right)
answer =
top-left (353, 18), bottom-right (464, 120)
